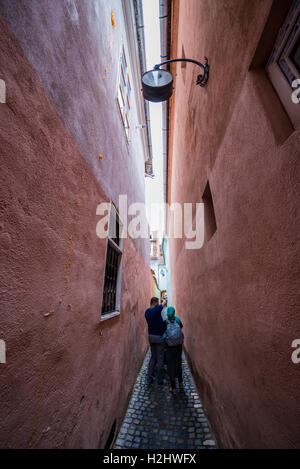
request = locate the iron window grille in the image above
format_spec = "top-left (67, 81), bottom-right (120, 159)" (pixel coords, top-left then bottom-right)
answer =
top-left (101, 205), bottom-right (123, 318)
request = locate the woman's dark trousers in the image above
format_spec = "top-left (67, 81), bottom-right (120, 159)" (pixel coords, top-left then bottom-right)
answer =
top-left (166, 344), bottom-right (183, 389)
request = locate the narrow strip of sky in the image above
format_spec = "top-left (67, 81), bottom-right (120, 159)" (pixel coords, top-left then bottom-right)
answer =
top-left (142, 0), bottom-right (164, 237)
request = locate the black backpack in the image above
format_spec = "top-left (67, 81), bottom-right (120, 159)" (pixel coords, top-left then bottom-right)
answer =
top-left (166, 319), bottom-right (184, 346)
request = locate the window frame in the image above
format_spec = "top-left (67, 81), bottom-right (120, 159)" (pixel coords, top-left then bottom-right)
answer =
top-left (117, 46), bottom-right (131, 140)
top-left (100, 203), bottom-right (123, 322)
top-left (266, 0), bottom-right (300, 129)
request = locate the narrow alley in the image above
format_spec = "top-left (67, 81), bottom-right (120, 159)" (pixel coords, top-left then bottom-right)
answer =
top-left (0, 0), bottom-right (300, 452)
top-left (114, 351), bottom-right (217, 450)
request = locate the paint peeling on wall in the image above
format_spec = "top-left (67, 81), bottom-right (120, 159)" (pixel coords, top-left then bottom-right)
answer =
top-left (65, 0), bottom-right (79, 24)
top-left (0, 79), bottom-right (5, 103)
top-left (111, 11), bottom-right (116, 29)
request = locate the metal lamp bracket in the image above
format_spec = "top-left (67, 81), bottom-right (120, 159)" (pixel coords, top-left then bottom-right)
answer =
top-left (154, 57), bottom-right (210, 87)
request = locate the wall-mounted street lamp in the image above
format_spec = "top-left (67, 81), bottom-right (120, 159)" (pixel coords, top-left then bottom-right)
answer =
top-left (141, 57), bottom-right (209, 102)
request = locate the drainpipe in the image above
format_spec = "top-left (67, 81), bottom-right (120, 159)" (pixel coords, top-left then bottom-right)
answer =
top-left (159, 0), bottom-right (171, 206)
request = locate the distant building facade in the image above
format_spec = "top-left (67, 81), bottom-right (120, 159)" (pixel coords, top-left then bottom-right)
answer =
top-left (150, 230), bottom-right (168, 294)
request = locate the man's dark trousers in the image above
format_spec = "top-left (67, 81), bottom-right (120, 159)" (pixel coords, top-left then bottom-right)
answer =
top-left (148, 334), bottom-right (164, 384)
top-left (145, 303), bottom-right (165, 385)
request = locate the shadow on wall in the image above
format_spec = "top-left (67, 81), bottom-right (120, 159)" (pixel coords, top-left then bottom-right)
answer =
top-left (103, 420), bottom-right (116, 449)
top-left (202, 181), bottom-right (217, 242)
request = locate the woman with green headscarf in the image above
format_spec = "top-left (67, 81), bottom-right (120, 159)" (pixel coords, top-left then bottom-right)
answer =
top-left (165, 306), bottom-right (184, 395)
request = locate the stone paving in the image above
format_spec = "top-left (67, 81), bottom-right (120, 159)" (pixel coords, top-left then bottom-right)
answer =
top-left (114, 350), bottom-right (218, 450)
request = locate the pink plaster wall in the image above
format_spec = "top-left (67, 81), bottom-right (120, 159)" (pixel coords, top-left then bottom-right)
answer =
top-left (0, 17), bottom-right (150, 448)
top-left (169, 0), bottom-right (300, 448)
top-left (0, 0), bottom-right (149, 261)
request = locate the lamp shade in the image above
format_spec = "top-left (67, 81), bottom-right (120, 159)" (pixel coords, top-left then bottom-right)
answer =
top-left (142, 69), bottom-right (173, 102)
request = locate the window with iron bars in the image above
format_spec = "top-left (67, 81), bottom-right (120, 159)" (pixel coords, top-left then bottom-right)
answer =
top-left (101, 205), bottom-right (123, 318)
top-left (117, 46), bottom-right (131, 140)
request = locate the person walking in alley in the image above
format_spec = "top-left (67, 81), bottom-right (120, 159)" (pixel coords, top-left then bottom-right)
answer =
top-left (164, 306), bottom-right (184, 395)
top-left (145, 297), bottom-right (167, 385)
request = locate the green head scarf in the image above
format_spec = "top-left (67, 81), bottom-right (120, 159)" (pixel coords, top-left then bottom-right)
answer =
top-left (167, 306), bottom-right (176, 321)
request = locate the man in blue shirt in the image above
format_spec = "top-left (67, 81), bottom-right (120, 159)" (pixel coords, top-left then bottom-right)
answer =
top-left (145, 297), bottom-right (167, 385)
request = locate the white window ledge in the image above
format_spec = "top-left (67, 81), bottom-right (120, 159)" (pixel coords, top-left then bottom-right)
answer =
top-left (100, 311), bottom-right (120, 322)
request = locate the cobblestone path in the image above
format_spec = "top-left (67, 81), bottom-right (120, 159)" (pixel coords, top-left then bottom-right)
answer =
top-left (114, 351), bottom-right (218, 450)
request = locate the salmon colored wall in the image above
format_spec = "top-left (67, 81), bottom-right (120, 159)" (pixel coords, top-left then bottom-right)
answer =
top-left (169, 0), bottom-right (300, 448)
top-left (0, 0), bottom-right (149, 261)
top-left (0, 17), bottom-right (150, 448)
